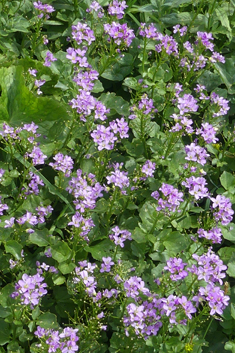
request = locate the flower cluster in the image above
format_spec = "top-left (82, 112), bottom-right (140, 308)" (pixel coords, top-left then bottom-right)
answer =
top-left (104, 22), bottom-right (135, 47)
top-left (66, 169), bottom-right (104, 212)
top-left (0, 196), bottom-right (8, 215)
top-left (21, 172), bottom-right (44, 196)
top-left (100, 257), bottom-right (115, 273)
top-left (141, 160), bottom-right (156, 178)
top-left (129, 94), bottom-right (157, 120)
top-left (33, 1), bottom-right (55, 19)
top-left (210, 92), bottom-right (230, 117)
top-left (91, 118), bottom-right (129, 150)
top-left (106, 163), bottom-right (130, 191)
top-left (74, 261), bottom-right (97, 297)
top-left (35, 326), bottom-right (79, 353)
top-left (70, 90), bottom-right (109, 122)
top-left (71, 22), bottom-right (96, 46)
top-left (182, 176), bottom-right (208, 200)
top-left (49, 153), bottom-right (74, 177)
top-left (11, 273), bottom-right (47, 308)
top-left (196, 122), bottom-right (218, 144)
top-left (44, 51), bottom-right (57, 67)
top-left (86, 1), bottom-right (104, 18)
top-left (68, 211), bottom-right (94, 241)
top-left (27, 146), bottom-right (47, 165)
top-left (108, 0), bottom-right (128, 19)
top-left (164, 257), bottom-right (188, 281)
top-left (185, 143), bottom-right (209, 166)
top-left (210, 195), bottom-right (234, 225)
top-left (151, 183), bottom-right (184, 213)
top-left (109, 226), bottom-right (132, 247)
top-left (197, 227), bottom-right (222, 243)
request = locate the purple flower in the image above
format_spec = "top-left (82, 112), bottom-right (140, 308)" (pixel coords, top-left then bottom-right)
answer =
top-left (109, 226), bottom-right (132, 247)
top-left (49, 153), bottom-right (74, 177)
top-left (106, 163), bottom-right (129, 190)
top-left (151, 183), bottom-right (184, 213)
top-left (177, 94), bottom-right (199, 115)
top-left (28, 146), bottom-right (47, 165)
top-left (108, 0), bottom-right (128, 19)
top-left (104, 22), bottom-right (135, 47)
top-left (182, 176), bottom-right (208, 200)
top-left (141, 160), bottom-right (156, 178)
top-left (185, 143), bottom-right (209, 166)
top-left (100, 257), bottom-right (114, 273)
top-left (71, 22), bottom-right (95, 45)
top-left (210, 195), bottom-right (234, 225)
top-left (33, 1), bottom-right (55, 19)
top-left (44, 51), bottom-right (57, 67)
top-left (164, 257), bottom-right (188, 281)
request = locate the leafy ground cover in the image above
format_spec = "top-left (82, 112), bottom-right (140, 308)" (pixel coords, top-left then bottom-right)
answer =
top-left (1, 0), bottom-right (235, 352)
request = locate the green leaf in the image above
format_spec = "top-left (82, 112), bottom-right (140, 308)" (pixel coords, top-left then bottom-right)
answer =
top-left (100, 92), bottom-right (129, 116)
top-left (163, 231), bottom-right (190, 253)
top-left (52, 274), bottom-right (66, 285)
top-left (221, 225), bottom-right (235, 242)
top-left (225, 341), bottom-right (235, 353)
top-left (214, 58), bottom-right (235, 94)
top-left (85, 239), bottom-right (114, 261)
top-left (101, 53), bottom-right (134, 81)
top-left (197, 71), bottom-right (223, 92)
top-left (0, 65), bottom-right (71, 142)
top-left (5, 241), bottom-right (22, 260)
top-left (58, 262), bottom-right (76, 274)
top-left (162, 0), bottom-right (193, 7)
top-left (161, 12), bottom-right (192, 25)
top-left (0, 319), bottom-right (10, 345)
top-left (132, 228), bottom-right (148, 243)
top-left (51, 242), bottom-right (72, 263)
top-left (227, 262), bottom-right (235, 278)
top-left (29, 229), bottom-right (50, 247)
top-left (218, 247), bottom-right (235, 264)
top-left (36, 313), bottom-right (58, 329)
top-left (215, 6), bottom-right (232, 40)
top-left (220, 171), bottom-right (235, 191)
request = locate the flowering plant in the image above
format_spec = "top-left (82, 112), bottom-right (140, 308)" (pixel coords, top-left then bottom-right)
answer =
top-left (0, 0), bottom-right (235, 352)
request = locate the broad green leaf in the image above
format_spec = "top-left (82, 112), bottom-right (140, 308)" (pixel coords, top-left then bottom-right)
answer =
top-left (36, 313), bottom-right (58, 329)
top-left (5, 240), bottom-right (22, 260)
top-left (52, 274), bottom-right (66, 286)
top-left (58, 262), bottom-right (76, 274)
top-left (161, 12), bottom-right (192, 25)
top-left (0, 65), bottom-right (71, 142)
top-left (218, 247), bottom-right (235, 264)
top-left (215, 6), bottom-right (232, 40)
top-left (163, 231), bottom-right (190, 253)
top-left (197, 70), bottom-right (223, 92)
top-left (132, 228), bottom-right (148, 243)
top-left (163, 0), bottom-right (192, 7)
top-left (29, 230), bottom-right (50, 247)
top-left (221, 225), bottom-right (235, 242)
top-left (225, 341), bottom-right (235, 353)
top-left (101, 54), bottom-right (134, 81)
top-left (51, 242), bottom-right (72, 263)
top-left (6, 17), bottom-right (30, 33)
top-left (220, 171), bottom-right (235, 191)
top-left (100, 92), bottom-right (129, 116)
top-left (227, 262), bottom-right (235, 278)
top-left (129, 4), bottom-right (157, 12)
top-left (214, 58), bottom-right (235, 94)
top-left (85, 239), bottom-right (114, 261)
top-left (0, 320), bottom-right (10, 345)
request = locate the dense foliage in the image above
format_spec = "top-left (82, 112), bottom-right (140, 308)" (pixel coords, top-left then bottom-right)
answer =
top-left (1, 0), bottom-right (235, 352)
